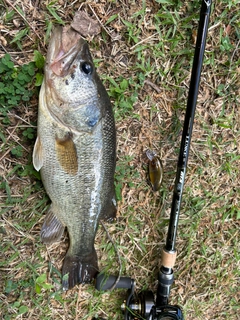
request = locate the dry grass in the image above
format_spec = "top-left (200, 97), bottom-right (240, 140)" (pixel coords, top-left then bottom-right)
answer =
top-left (0, 0), bottom-right (239, 319)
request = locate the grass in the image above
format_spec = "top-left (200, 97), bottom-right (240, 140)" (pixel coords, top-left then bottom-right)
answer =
top-left (0, 0), bottom-right (239, 319)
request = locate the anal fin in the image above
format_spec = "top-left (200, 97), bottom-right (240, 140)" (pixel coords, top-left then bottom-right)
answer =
top-left (41, 208), bottom-right (65, 244)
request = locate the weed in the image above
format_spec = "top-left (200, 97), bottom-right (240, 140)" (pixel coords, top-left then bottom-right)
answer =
top-left (22, 127), bottom-right (35, 140)
top-left (115, 155), bottom-right (139, 201)
top-left (35, 273), bottom-right (54, 294)
top-left (4, 9), bottom-right (15, 22)
top-left (33, 50), bottom-right (45, 86)
top-left (0, 53), bottom-right (44, 124)
top-left (46, 2), bottom-right (64, 25)
top-left (10, 145), bottom-right (23, 158)
top-left (19, 163), bottom-right (41, 180)
top-left (106, 76), bottom-right (139, 120)
top-left (10, 28), bottom-right (29, 50)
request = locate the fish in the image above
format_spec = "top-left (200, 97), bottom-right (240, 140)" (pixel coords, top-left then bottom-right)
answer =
top-left (146, 149), bottom-right (163, 192)
top-left (33, 26), bottom-right (117, 290)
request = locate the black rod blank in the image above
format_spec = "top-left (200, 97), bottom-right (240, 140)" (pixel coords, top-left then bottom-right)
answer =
top-left (165, 0), bottom-right (212, 252)
top-left (157, 0), bottom-right (212, 308)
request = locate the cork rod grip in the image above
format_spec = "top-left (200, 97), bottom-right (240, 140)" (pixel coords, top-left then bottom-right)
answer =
top-left (161, 249), bottom-right (177, 269)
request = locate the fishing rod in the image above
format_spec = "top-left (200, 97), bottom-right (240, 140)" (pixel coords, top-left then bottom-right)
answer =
top-left (94, 0), bottom-right (212, 319)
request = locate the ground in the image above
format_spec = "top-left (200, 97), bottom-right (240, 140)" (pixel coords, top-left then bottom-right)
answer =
top-left (0, 0), bottom-right (239, 319)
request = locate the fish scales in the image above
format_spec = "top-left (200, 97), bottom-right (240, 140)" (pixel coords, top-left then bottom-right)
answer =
top-left (33, 26), bottom-right (116, 290)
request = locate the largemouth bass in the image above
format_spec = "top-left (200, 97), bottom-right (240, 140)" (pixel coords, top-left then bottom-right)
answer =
top-left (33, 26), bottom-right (116, 290)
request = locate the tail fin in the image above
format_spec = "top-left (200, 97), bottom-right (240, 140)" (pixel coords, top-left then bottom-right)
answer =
top-left (62, 251), bottom-right (98, 291)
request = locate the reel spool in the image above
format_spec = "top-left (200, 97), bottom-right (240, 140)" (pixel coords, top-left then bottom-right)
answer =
top-left (121, 290), bottom-right (155, 320)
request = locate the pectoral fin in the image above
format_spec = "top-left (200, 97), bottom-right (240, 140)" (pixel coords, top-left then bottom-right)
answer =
top-left (55, 132), bottom-right (78, 175)
top-left (41, 207), bottom-right (65, 244)
top-left (33, 136), bottom-right (43, 171)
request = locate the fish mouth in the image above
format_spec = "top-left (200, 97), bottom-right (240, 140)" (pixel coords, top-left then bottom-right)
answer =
top-left (46, 26), bottom-right (87, 77)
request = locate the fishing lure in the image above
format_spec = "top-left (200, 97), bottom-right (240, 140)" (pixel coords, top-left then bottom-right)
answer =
top-left (146, 149), bottom-right (163, 192)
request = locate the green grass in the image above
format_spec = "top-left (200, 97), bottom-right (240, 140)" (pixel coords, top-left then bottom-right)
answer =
top-left (0, 0), bottom-right (239, 319)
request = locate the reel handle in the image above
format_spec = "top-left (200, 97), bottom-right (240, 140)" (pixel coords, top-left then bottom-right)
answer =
top-left (95, 274), bottom-right (133, 291)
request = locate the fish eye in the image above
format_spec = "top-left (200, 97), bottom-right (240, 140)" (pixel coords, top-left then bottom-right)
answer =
top-left (81, 62), bottom-right (93, 75)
